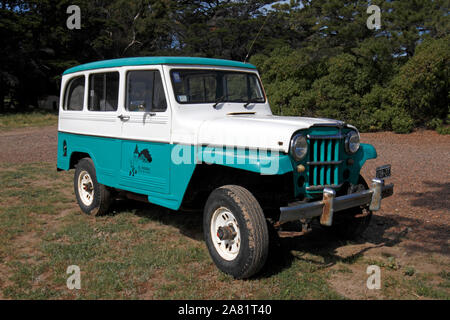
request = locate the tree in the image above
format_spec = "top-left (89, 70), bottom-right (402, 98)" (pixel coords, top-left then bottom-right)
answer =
top-left (388, 36), bottom-right (449, 131)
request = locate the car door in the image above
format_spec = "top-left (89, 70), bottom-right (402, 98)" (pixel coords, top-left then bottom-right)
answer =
top-left (118, 66), bottom-right (171, 195)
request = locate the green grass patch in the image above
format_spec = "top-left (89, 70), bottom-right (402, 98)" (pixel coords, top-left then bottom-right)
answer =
top-left (412, 277), bottom-right (449, 299)
top-left (1, 161), bottom-right (449, 299)
top-left (0, 111), bottom-right (58, 131)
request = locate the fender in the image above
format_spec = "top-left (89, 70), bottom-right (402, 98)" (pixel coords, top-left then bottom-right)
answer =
top-left (347, 143), bottom-right (377, 185)
top-left (356, 143), bottom-right (377, 167)
top-left (198, 145), bottom-right (293, 175)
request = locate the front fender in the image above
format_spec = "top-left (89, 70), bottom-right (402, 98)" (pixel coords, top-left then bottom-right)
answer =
top-left (356, 143), bottom-right (377, 168)
top-left (198, 146), bottom-right (293, 175)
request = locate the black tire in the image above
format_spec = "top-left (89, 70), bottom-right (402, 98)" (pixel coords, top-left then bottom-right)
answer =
top-left (328, 175), bottom-right (372, 239)
top-left (74, 157), bottom-right (112, 216)
top-left (203, 185), bottom-right (269, 279)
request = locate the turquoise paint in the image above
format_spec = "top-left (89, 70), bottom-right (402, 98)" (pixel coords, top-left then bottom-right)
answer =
top-left (288, 127), bottom-right (378, 198)
top-left (57, 129), bottom-right (377, 208)
top-left (57, 133), bottom-right (122, 188)
top-left (198, 146), bottom-right (293, 175)
top-left (356, 143), bottom-right (377, 166)
top-left (63, 57), bottom-right (257, 75)
top-left (58, 132), bottom-right (196, 210)
top-left (57, 132), bottom-right (291, 211)
top-left (119, 141), bottom-right (170, 194)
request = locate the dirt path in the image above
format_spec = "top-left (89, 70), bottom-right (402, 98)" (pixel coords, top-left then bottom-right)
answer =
top-left (0, 126), bottom-right (57, 164)
top-left (361, 131), bottom-right (450, 252)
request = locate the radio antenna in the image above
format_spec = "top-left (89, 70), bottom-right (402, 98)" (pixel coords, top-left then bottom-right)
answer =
top-left (244, 12), bottom-right (270, 63)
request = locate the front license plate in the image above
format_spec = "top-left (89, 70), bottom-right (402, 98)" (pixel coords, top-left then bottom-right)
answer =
top-left (376, 165), bottom-right (391, 179)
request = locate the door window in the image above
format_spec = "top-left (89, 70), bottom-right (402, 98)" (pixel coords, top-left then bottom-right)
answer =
top-left (126, 70), bottom-right (167, 112)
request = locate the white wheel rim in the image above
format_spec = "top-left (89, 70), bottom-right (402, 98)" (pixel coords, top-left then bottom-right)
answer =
top-left (210, 207), bottom-right (241, 261)
top-left (78, 170), bottom-right (94, 206)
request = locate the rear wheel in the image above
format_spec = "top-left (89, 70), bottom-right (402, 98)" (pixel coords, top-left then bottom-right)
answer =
top-left (203, 185), bottom-right (269, 279)
top-left (74, 158), bottom-right (112, 216)
top-left (328, 175), bottom-right (372, 239)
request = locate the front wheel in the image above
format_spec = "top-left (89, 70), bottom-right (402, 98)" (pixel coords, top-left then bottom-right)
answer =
top-left (203, 185), bottom-right (269, 279)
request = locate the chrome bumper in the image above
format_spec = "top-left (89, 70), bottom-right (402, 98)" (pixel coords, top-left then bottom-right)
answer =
top-left (279, 178), bottom-right (394, 226)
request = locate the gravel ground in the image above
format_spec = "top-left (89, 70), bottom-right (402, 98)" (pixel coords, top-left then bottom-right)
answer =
top-left (0, 126), bottom-right (57, 164)
top-left (360, 130), bottom-right (450, 258)
top-left (1, 125), bottom-right (449, 253)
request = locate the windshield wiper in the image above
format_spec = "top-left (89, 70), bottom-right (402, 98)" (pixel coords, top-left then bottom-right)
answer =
top-left (213, 96), bottom-right (225, 109)
top-left (243, 98), bottom-right (262, 109)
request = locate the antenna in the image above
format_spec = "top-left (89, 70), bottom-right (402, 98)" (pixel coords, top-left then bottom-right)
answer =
top-left (244, 12), bottom-right (270, 63)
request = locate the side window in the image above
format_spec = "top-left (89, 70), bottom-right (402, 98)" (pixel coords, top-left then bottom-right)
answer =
top-left (64, 76), bottom-right (85, 110)
top-left (88, 72), bottom-right (119, 111)
top-left (126, 70), bottom-right (167, 112)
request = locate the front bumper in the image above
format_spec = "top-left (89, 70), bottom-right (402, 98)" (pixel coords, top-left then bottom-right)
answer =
top-left (279, 177), bottom-right (394, 227)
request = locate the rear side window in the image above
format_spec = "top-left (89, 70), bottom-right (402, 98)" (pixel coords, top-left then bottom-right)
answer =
top-left (88, 72), bottom-right (119, 111)
top-left (126, 70), bottom-right (167, 112)
top-left (64, 76), bottom-right (85, 110)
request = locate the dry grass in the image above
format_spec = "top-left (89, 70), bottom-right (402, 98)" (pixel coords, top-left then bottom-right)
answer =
top-left (0, 112), bottom-right (58, 131)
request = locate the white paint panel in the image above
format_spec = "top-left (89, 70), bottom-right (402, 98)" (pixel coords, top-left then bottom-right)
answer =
top-left (59, 64), bottom-right (348, 153)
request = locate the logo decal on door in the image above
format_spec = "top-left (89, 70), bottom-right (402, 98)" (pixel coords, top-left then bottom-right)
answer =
top-left (129, 145), bottom-right (152, 176)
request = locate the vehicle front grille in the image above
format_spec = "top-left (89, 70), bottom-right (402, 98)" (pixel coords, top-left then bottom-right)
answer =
top-left (307, 134), bottom-right (343, 191)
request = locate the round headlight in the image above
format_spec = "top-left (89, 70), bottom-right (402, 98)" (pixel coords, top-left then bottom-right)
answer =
top-left (291, 134), bottom-right (308, 161)
top-left (345, 131), bottom-right (360, 154)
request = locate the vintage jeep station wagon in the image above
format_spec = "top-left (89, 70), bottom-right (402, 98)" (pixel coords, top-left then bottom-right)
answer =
top-left (57, 57), bottom-right (393, 279)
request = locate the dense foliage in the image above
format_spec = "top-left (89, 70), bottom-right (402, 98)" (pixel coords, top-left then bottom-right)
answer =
top-left (0, 0), bottom-right (448, 132)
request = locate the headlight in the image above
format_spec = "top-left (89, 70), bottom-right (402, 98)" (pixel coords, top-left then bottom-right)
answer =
top-left (290, 134), bottom-right (308, 161)
top-left (345, 131), bottom-right (360, 154)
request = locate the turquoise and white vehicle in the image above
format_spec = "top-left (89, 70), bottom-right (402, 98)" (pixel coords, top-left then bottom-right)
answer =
top-left (57, 57), bottom-right (393, 279)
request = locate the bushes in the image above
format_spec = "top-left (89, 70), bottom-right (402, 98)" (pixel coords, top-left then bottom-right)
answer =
top-left (388, 36), bottom-right (449, 132)
top-left (251, 37), bottom-right (449, 134)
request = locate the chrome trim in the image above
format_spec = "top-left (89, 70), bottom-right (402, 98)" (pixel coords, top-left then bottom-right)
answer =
top-left (280, 170), bottom-right (394, 225)
top-left (369, 179), bottom-right (383, 211)
top-left (320, 188), bottom-right (335, 226)
top-left (307, 134), bottom-right (344, 140)
top-left (311, 122), bottom-right (346, 128)
top-left (306, 184), bottom-right (343, 191)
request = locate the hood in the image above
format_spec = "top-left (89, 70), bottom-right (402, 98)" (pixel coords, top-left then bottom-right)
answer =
top-left (197, 114), bottom-right (349, 153)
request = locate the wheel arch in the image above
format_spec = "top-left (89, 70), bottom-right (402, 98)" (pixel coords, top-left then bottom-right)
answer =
top-left (69, 151), bottom-right (95, 169)
top-left (181, 163), bottom-right (294, 216)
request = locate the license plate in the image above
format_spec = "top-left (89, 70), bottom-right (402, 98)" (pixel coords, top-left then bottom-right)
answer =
top-left (376, 165), bottom-right (391, 179)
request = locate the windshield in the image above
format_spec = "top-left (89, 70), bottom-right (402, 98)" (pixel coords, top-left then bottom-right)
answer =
top-left (170, 69), bottom-right (265, 104)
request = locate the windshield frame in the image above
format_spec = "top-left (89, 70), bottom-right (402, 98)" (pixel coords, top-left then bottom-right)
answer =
top-left (169, 68), bottom-right (266, 105)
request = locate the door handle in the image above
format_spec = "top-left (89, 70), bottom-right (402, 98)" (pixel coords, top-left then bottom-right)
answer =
top-left (118, 115), bottom-right (130, 121)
